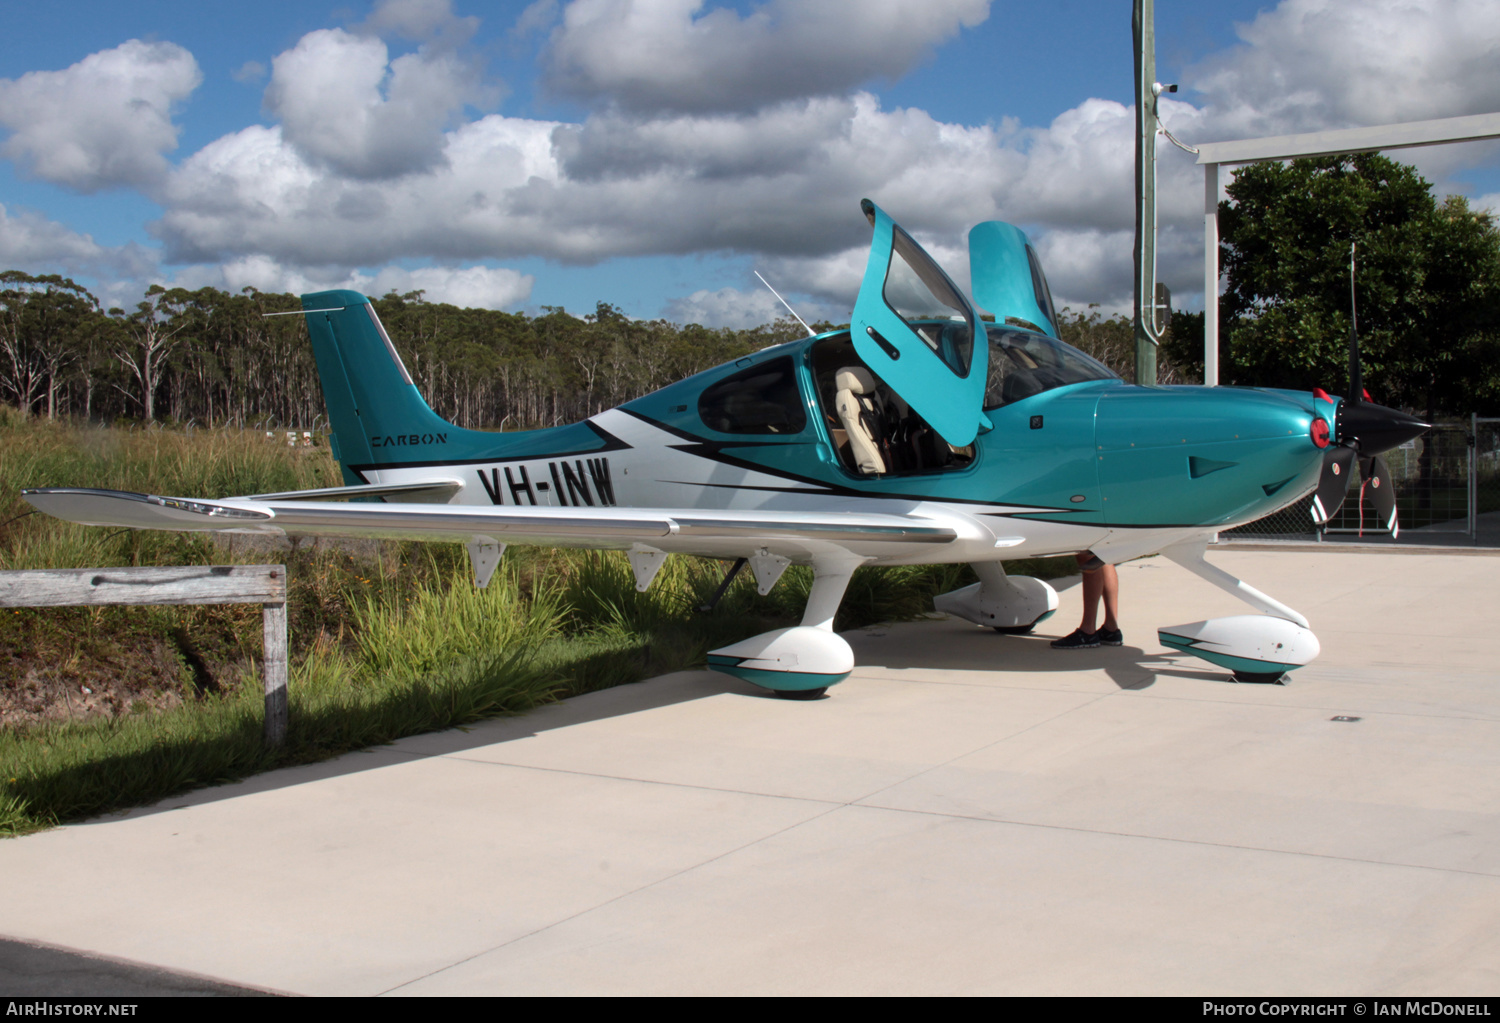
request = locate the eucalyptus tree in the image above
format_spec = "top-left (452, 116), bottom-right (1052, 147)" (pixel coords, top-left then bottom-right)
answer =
top-left (111, 285), bottom-right (198, 422)
top-left (0, 272), bottom-right (102, 418)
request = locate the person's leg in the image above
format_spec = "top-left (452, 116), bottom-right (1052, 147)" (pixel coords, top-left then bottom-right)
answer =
top-left (1053, 552), bottom-right (1110, 649)
top-left (1099, 563), bottom-right (1119, 632)
top-left (1078, 557), bottom-right (1103, 634)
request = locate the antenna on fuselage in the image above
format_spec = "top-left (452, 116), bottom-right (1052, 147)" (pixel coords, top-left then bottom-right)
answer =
top-left (754, 271), bottom-right (816, 337)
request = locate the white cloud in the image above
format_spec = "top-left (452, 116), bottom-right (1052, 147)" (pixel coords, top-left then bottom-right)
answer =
top-left (0, 203), bottom-right (157, 282)
top-left (1187, 0), bottom-right (1500, 140)
top-left (232, 61), bottom-right (267, 85)
top-left (356, 264), bottom-right (533, 308)
top-left (157, 115), bottom-right (562, 265)
top-left (666, 286), bottom-right (787, 329)
top-left (0, 204), bottom-right (105, 267)
top-left (0, 40), bottom-right (200, 193)
top-left (362, 0), bottom-right (479, 45)
top-left (1475, 193), bottom-right (1500, 215)
top-left (543, 0), bottom-right (990, 113)
top-left (158, 93), bottom-right (1015, 269)
top-left (264, 28), bottom-right (487, 180)
top-left (758, 247), bottom-right (871, 307)
top-left (175, 256), bottom-right (533, 310)
top-left (512, 0), bottom-right (561, 38)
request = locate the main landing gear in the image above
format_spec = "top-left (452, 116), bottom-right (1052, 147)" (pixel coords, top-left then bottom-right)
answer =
top-left (933, 561), bottom-right (1058, 633)
top-left (705, 552), bottom-right (866, 698)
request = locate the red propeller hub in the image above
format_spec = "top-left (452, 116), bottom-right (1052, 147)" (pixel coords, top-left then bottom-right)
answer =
top-left (1310, 417), bottom-right (1330, 448)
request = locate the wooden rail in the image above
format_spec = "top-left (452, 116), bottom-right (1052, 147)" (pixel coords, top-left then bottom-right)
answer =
top-left (0, 565), bottom-right (289, 745)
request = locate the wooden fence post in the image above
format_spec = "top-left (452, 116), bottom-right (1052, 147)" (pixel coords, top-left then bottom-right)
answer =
top-left (262, 600), bottom-right (288, 746)
top-left (0, 565), bottom-right (290, 746)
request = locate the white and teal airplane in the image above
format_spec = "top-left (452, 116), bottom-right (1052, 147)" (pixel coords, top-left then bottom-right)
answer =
top-left (24, 200), bottom-right (1427, 697)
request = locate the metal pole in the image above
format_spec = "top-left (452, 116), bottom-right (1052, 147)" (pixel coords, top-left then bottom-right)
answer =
top-left (1133, 0), bottom-right (1159, 386)
top-left (1471, 412), bottom-right (1479, 543)
top-left (1204, 163), bottom-right (1219, 386)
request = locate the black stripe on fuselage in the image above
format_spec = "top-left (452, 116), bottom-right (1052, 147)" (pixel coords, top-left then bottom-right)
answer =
top-left (343, 420), bottom-right (633, 475)
top-left (617, 408), bottom-right (1069, 509)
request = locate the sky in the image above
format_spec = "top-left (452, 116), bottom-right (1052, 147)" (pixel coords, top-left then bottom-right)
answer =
top-left (1, 0), bottom-right (1498, 327)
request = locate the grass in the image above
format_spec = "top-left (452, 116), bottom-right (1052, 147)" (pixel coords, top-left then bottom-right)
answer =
top-left (0, 414), bottom-right (1080, 835)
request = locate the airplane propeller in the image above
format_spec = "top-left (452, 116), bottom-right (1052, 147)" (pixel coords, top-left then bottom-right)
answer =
top-left (1311, 444), bottom-right (1355, 526)
top-left (1359, 454), bottom-right (1398, 537)
top-left (1309, 242), bottom-right (1429, 536)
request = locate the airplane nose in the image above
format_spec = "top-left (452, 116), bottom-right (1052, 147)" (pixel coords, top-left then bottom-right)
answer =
top-left (1334, 401), bottom-right (1429, 455)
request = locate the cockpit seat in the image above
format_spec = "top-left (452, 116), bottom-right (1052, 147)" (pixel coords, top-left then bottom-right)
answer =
top-left (834, 366), bottom-right (887, 474)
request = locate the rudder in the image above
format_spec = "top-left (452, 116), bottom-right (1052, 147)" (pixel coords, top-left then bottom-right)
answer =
top-left (301, 290), bottom-right (459, 484)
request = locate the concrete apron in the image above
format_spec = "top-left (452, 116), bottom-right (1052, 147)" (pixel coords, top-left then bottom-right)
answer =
top-left (1, 549), bottom-right (1497, 996)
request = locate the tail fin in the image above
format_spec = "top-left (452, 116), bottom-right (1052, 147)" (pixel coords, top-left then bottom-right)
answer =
top-left (301, 290), bottom-right (461, 483)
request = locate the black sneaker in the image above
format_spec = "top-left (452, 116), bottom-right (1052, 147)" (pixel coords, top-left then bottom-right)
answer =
top-left (1050, 628), bottom-right (1100, 649)
top-left (1097, 627), bottom-right (1123, 646)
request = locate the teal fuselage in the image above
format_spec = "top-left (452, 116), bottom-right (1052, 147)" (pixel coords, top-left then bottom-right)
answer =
top-left (302, 286), bottom-right (1329, 536)
top-left (612, 333), bottom-right (1329, 531)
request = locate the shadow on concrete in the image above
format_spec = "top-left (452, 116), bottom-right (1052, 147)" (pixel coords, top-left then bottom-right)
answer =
top-left (846, 622), bottom-right (1209, 687)
top-left (77, 669), bottom-right (759, 827)
top-left (68, 592), bottom-right (1235, 828)
top-left (0, 936), bottom-right (281, 996)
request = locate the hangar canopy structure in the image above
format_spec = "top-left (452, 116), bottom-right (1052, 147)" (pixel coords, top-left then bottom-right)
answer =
top-left (1196, 112), bottom-right (1500, 386)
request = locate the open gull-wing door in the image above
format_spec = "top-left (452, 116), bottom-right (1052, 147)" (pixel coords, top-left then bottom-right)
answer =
top-left (850, 199), bottom-right (989, 448)
top-left (968, 220), bottom-right (1059, 339)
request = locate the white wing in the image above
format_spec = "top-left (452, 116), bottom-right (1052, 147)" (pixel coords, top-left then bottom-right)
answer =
top-left (22, 487), bottom-right (959, 563)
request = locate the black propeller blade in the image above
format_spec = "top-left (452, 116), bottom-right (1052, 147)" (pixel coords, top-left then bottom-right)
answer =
top-left (1359, 454), bottom-right (1399, 539)
top-left (1311, 445), bottom-right (1356, 525)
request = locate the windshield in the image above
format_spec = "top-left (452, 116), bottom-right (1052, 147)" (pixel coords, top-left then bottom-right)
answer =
top-left (982, 326), bottom-right (1117, 409)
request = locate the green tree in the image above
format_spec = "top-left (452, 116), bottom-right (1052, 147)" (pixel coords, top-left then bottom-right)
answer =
top-left (0, 272), bottom-right (102, 418)
top-left (1058, 305), bottom-right (1195, 384)
top-left (112, 285), bottom-right (195, 423)
top-left (1217, 154), bottom-right (1500, 416)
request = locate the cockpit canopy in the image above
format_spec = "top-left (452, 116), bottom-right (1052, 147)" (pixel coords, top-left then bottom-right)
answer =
top-left (982, 325), bottom-right (1117, 410)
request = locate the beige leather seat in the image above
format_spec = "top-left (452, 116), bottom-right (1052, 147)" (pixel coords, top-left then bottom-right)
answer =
top-left (834, 366), bottom-right (886, 474)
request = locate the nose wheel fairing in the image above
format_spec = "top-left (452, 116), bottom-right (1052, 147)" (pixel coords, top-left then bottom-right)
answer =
top-left (1155, 541), bottom-right (1321, 683)
top-left (1158, 615), bottom-right (1320, 682)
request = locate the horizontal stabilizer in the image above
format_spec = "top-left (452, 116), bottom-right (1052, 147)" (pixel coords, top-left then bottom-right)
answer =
top-left (248, 479), bottom-right (464, 503)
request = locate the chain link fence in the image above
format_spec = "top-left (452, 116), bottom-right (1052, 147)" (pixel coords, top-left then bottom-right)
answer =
top-left (1224, 421), bottom-right (1493, 545)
